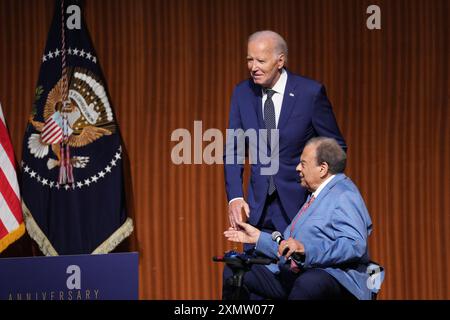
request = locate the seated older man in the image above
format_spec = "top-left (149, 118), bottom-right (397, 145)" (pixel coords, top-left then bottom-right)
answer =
top-left (223, 137), bottom-right (374, 300)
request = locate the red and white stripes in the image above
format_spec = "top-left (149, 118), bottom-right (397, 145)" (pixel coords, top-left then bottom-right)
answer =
top-left (41, 114), bottom-right (63, 145)
top-left (0, 103), bottom-right (24, 252)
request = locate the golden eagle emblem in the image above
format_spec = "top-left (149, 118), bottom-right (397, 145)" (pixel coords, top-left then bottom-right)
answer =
top-left (28, 67), bottom-right (116, 170)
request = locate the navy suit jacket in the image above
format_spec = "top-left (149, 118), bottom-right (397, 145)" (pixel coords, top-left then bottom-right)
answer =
top-left (256, 174), bottom-right (374, 300)
top-left (224, 70), bottom-right (347, 230)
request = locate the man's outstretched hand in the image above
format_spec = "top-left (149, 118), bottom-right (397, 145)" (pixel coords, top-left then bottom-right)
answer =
top-left (224, 221), bottom-right (261, 244)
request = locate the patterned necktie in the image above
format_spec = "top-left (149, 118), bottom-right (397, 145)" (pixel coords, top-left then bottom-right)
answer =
top-left (263, 89), bottom-right (276, 195)
top-left (289, 195), bottom-right (316, 273)
top-left (290, 195), bottom-right (316, 236)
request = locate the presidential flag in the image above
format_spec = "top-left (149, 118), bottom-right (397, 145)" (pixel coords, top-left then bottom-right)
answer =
top-left (21, 0), bottom-right (133, 255)
top-left (0, 103), bottom-right (25, 253)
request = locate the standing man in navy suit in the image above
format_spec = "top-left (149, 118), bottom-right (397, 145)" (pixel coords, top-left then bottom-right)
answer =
top-left (225, 30), bottom-right (347, 238)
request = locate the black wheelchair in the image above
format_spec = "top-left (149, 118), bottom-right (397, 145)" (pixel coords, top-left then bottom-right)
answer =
top-left (214, 250), bottom-right (384, 300)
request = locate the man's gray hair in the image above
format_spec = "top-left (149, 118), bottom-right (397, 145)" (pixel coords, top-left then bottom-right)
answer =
top-left (248, 30), bottom-right (288, 63)
top-left (306, 137), bottom-right (347, 174)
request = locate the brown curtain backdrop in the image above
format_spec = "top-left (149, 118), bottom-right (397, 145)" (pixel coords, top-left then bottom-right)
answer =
top-left (0, 0), bottom-right (448, 299)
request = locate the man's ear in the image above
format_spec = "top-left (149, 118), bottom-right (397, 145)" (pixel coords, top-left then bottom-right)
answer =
top-left (320, 162), bottom-right (329, 178)
top-left (278, 54), bottom-right (285, 69)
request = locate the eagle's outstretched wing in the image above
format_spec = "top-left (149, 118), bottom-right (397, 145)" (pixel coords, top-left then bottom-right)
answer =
top-left (44, 79), bottom-right (65, 120)
top-left (29, 116), bottom-right (44, 132)
top-left (68, 126), bottom-right (112, 148)
top-left (29, 78), bottom-right (66, 132)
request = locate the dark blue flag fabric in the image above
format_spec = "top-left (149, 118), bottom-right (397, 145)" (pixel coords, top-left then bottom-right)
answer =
top-left (21, 0), bottom-right (133, 255)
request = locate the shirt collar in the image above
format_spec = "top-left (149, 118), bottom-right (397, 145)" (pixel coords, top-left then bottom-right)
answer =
top-left (312, 174), bottom-right (336, 198)
top-left (262, 68), bottom-right (287, 96)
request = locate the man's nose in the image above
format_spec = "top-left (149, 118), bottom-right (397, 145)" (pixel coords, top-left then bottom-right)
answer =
top-left (295, 166), bottom-right (302, 182)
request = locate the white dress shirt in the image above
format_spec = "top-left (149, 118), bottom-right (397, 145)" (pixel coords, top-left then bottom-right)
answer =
top-left (312, 174), bottom-right (336, 199)
top-left (261, 68), bottom-right (287, 128)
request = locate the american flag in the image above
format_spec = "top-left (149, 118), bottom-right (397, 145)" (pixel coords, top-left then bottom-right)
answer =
top-left (0, 103), bottom-right (25, 253)
top-left (41, 111), bottom-right (63, 145)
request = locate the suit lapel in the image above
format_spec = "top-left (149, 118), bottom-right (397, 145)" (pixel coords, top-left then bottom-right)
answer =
top-left (270, 71), bottom-right (298, 152)
top-left (277, 71), bottom-right (298, 130)
top-left (292, 174), bottom-right (347, 236)
top-left (251, 70), bottom-right (298, 148)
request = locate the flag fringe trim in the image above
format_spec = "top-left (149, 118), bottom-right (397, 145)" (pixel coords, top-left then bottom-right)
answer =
top-left (92, 217), bottom-right (134, 254)
top-left (22, 201), bottom-right (134, 256)
top-left (22, 201), bottom-right (58, 256)
top-left (0, 223), bottom-right (25, 253)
